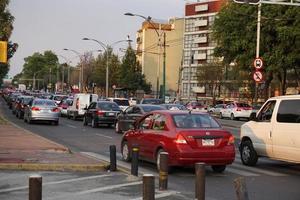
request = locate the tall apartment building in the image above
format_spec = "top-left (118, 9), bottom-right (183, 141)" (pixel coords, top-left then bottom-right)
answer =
top-left (135, 18), bottom-right (184, 98)
top-left (180, 0), bottom-right (225, 101)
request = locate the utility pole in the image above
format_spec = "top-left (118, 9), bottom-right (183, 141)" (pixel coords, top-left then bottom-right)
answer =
top-left (162, 32), bottom-right (166, 103)
top-left (254, 3), bottom-right (262, 103)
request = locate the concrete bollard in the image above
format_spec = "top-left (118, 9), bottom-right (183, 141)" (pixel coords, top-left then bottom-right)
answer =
top-left (109, 145), bottom-right (117, 171)
top-left (143, 174), bottom-right (155, 200)
top-left (195, 163), bottom-right (205, 200)
top-left (131, 146), bottom-right (139, 176)
top-left (234, 177), bottom-right (249, 200)
top-left (29, 174), bottom-right (42, 200)
top-left (159, 152), bottom-right (169, 191)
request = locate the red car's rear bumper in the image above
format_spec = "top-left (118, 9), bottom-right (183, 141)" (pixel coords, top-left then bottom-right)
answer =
top-left (168, 145), bottom-right (235, 167)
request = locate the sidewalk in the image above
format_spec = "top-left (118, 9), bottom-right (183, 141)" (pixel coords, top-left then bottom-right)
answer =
top-left (0, 114), bottom-right (107, 171)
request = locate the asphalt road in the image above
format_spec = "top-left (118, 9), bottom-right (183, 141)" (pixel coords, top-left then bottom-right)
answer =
top-left (1, 99), bottom-right (300, 200)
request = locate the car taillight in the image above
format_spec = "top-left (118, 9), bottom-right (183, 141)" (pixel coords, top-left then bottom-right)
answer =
top-left (97, 110), bottom-right (104, 116)
top-left (31, 107), bottom-right (40, 111)
top-left (52, 108), bottom-right (60, 112)
top-left (174, 134), bottom-right (187, 144)
top-left (76, 99), bottom-right (79, 109)
top-left (227, 135), bottom-right (235, 145)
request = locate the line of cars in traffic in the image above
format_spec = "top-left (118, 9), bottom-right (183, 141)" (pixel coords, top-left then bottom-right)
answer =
top-left (1, 90), bottom-right (238, 173)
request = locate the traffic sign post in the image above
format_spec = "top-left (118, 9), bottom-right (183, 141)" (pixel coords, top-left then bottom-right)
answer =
top-left (253, 71), bottom-right (264, 83)
top-left (253, 58), bottom-right (263, 70)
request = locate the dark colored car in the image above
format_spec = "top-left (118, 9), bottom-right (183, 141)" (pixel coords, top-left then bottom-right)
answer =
top-left (140, 98), bottom-right (162, 105)
top-left (83, 101), bottom-right (121, 128)
top-left (115, 104), bottom-right (166, 133)
top-left (7, 92), bottom-right (21, 109)
top-left (121, 110), bottom-right (235, 172)
top-left (15, 96), bottom-right (34, 119)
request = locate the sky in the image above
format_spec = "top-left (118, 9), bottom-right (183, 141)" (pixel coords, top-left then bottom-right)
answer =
top-left (8, 0), bottom-right (189, 77)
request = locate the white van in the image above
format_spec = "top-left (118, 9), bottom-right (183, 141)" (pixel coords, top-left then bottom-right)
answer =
top-left (239, 95), bottom-right (300, 166)
top-left (67, 93), bottom-right (98, 120)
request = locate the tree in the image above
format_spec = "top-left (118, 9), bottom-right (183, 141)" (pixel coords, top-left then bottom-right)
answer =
top-left (118, 47), bottom-right (151, 95)
top-left (0, 0), bottom-right (17, 85)
top-left (196, 60), bottom-right (226, 103)
top-left (213, 2), bottom-right (300, 97)
top-left (21, 51), bottom-right (58, 90)
top-left (91, 47), bottom-right (120, 96)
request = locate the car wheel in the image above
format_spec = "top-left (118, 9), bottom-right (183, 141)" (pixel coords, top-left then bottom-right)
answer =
top-left (67, 113), bottom-right (70, 119)
top-left (121, 141), bottom-right (131, 162)
top-left (53, 120), bottom-right (59, 125)
top-left (230, 113), bottom-right (235, 120)
top-left (115, 121), bottom-right (122, 134)
top-left (83, 116), bottom-right (88, 126)
top-left (91, 118), bottom-right (98, 128)
top-left (28, 118), bottom-right (32, 124)
top-left (24, 115), bottom-right (27, 123)
top-left (240, 140), bottom-right (258, 166)
top-left (72, 114), bottom-right (76, 120)
top-left (211, 165), bottom-right (226, 173)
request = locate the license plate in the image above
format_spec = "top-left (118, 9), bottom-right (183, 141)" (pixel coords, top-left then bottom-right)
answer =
top-left (107, 112), bottom-right (115, 116)
top-left (202, 139), bottom-right (215, 146)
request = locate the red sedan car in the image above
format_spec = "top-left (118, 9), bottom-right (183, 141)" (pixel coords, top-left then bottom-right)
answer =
top-left (121, 110), bottom-right (235, 173)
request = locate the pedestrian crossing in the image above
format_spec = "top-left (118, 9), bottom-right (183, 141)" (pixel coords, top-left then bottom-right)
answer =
top-left (83, 151), bottom-right (299, 178)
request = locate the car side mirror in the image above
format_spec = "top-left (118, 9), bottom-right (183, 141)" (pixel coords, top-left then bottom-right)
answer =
top-left (249, 112), bottom-right (257, 121)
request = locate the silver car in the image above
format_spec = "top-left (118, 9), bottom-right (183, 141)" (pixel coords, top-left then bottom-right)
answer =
top-left (24, 98), bottom-right (60, 125)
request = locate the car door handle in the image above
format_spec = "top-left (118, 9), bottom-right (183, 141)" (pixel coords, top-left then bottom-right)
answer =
top-left (269, 131), bottom-right (272, 138)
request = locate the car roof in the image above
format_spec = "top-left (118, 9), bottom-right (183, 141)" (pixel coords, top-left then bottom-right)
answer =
top-left (268, 95), bottom-right (300, 100)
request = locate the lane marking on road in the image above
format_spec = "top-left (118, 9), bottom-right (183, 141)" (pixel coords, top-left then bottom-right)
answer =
top-left (131, 190), bottom-right (180, 200)
top-left (46, 181), bottom-right (143, 199)
top-left (95, 133), bottom-right (113, 139)
top-left (226, 168), bottom-right (260, 176)
top-left (65, 124), bottom-right (77, 128)
top-left (0, 174), bottom-right (111, 193)
top-left (231, 163), bottom-right (288, 176)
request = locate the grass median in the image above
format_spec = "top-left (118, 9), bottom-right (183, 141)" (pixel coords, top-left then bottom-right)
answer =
top-left (0, 115), bottom-right (8, 124)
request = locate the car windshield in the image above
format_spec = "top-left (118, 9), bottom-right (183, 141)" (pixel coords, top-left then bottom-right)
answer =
top-left (173, 114), bottom-right (221, 128)
top-left (141, 105), bottom-right (165, 113)
top-left (33, 100), bottom-right (56, 106)
top-left (98, 102), bottom-right (121, 111)
top-left (113, 99), bottom-right (129, 106)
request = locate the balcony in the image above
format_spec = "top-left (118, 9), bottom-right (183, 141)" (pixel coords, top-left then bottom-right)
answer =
top-left (194, 19), bottom-right (208, 27)
top-left (193, 36), bottom-right (207, 44)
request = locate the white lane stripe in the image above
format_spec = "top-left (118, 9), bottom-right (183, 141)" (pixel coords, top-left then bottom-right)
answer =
top-left (76, 181), bottom-right (142, 195)
top-left (0, 174), bottom-right (111, 193)
top-left (131, 191), bottom-right (179, 200)
top-left (226, 168), bottom-right (259, 176)
top-left (66, 124), bottom-right (77, 128)
top-left (95, 133), bottom-right (113, 139)
top-left (231, 163), bottom-right (288, 176)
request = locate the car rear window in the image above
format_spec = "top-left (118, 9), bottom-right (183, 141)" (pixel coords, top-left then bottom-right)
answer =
top-left (33, 100), bottom-right (56, 106)
top-left (236, 103), bottom-right (251, 107)
top-left (141, 105), bottom-right (165, 113)
top-left (173, 114), bottom-right (221, 128)
top-left (142, 99), bottom-right (161, 104)
top-left (98, 102), bottom-right (121, 111)
top-left (113, 99), bottom-right (129, 106)
top-left (277, 99), bottom-right (300, 123)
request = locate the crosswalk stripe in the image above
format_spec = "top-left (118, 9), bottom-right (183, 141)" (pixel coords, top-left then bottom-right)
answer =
top-left (226, 168), bottom-right (260, 176)
top-left (231, 163), bottom-right (288, 176)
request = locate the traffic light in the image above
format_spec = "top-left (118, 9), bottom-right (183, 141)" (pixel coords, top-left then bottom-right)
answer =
top-left (233, 0), bottom-right (261, 5)
top-left (0, 41), bottom-right (8, 63)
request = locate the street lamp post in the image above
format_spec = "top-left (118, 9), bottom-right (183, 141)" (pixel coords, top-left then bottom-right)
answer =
top-left (63, 48), bottom-right (83, 92)
top-left (124, 12), bottom-right (167, 102)
top-left (82, 37), bottom-right (132, 98)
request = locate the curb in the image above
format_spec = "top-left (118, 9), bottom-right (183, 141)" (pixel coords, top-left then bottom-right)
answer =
top-left (0, 163), bottom-right (108, 172)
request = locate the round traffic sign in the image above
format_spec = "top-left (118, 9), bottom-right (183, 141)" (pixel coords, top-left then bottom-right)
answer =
top-left (253, 58), bottom-right (263, 69)
top-left (253, 71), bottom-right (263, 82)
